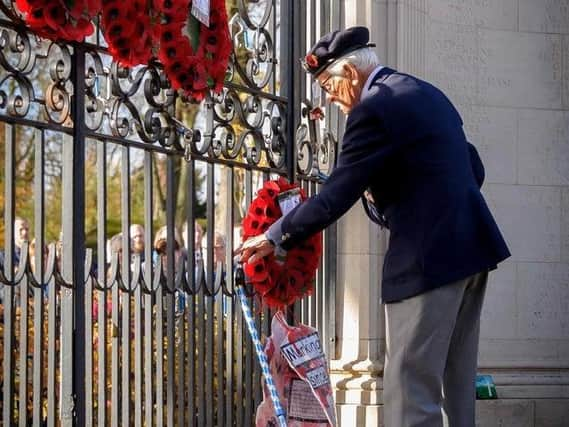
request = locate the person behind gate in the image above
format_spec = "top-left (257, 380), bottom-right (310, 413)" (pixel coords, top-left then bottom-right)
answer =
top-left (238, 26), bottom-right (511, 426)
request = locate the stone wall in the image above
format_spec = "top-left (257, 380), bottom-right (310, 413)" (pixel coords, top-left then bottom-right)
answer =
top-left (334, 0), bottom-right (569, 425)
top-left (400, 0), bottom-right (569, 425)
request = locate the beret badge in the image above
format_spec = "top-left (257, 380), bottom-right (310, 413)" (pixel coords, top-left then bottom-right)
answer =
top-left (305, 54), bottom-right (319, 68)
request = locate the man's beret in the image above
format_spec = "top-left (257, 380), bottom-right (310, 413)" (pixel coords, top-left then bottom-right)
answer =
top-left (301, 26), bottom-right (375, 77)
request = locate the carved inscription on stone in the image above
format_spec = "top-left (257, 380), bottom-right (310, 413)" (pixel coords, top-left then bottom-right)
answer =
top-left (520, 0), bottom-right (569, 34)
top-left (478, 30), bottom-right (562, 109)
top-left (427, 0), bottom-right (517, 30)
top-left (480, 261), bottom-right (517, 339)
top-left (483, 184), bottom-right (561, 262)
top-left (518, 110), bottom-right (569, 186)
top-left (460, 104), bottom-right (516, 184)
top-left (517, 263), bottom-right (569, 340)
top-left (425, 21), bottom-right (480, 105)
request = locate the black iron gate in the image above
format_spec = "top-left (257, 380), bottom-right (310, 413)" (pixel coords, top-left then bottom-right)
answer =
top-left (0, 0), bottom-right (341, 425)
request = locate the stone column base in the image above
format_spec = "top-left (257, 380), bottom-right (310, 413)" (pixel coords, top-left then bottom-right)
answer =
top-left (331, 360), bottom-right (383, 427)
top-left (336, 404), bottom-right (383, 427)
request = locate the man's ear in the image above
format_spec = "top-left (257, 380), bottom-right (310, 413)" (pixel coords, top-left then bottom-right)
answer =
top-left (343, 62), bottom-right (359, 83)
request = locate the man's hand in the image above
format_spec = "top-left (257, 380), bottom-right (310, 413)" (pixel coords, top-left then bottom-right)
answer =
top-left (364, 190), bottom-right (375, 204)
top-left (237, 234), bottom-right (275, 264)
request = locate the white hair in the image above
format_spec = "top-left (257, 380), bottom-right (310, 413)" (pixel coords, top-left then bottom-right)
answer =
top-left (325, 47), bottom-right (379, 76)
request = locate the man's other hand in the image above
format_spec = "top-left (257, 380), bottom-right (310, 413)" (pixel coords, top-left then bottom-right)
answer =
top-left (237, 234), bottom-right (275, 264)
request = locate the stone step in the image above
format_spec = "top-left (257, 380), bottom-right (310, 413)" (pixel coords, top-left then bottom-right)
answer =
top-left (475, 399), bottom-right (569, 427)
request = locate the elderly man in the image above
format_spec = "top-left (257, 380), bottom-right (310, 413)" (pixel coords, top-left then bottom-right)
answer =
top-left (0, 216), bottom-right (30, 268)
top-left (130, 223), bottom-right (145, 262)
top-left (240, 27), bottom-right (510, 426)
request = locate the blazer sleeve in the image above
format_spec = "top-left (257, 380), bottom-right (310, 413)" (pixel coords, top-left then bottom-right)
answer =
top-left (468, 142), bottom-right (485, 188)
top-left (270, 103), bottom-right (396, 250)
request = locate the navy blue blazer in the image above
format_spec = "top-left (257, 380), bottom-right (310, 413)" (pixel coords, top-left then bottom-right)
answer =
top-left (268, 67), bottom-right (510, 302)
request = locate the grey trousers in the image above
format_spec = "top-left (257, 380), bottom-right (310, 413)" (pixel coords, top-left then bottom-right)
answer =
top-left (383, 271), bottom-right (488, 427)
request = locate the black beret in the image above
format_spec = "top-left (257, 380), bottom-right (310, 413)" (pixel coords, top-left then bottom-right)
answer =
top-left (301, 26), bottom-right (375, 77)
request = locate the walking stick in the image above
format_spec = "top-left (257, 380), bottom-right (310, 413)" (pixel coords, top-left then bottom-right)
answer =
top-left (235, 264), bottom-right (288, 427)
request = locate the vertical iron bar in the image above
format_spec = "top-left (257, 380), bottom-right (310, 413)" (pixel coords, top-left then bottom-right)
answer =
top-left (134, 147), bottom-right (145, 427)
top-left (165, 155), bottom-right (176, 427)
top-left (309, 181), bottom-right (317, 327)
top-left (196, 286), bottom-right (205, 426)
top-left (83, 147), bottom-right (93, 427)
top-left (84, 255), bottom-right (94, 427)
top-left (316, 181), bottom-right (324, 332)
top-left (111, 250), bottom-right (120, 427)
top-left (235, 287), bottom-right (243, 427)
top-left (224, 167), bottom-right (234, 427)
top-left (188, 293), bottom-right (196, 427)
top-left (301, 180), bottom-right (308, 324)
top-left (19, 269), bottom-right (30, 426)
top-left (110, 142), bottom-right (120, 427)
top-left (243, 170), bottom-right (253, 426)
top-left (133, 151), bottom-right (144, 427)
top-left (46, 279), bottom-right (56, 427)
top-left (214, 168), bottom-right (224, 427)
top-left (196, 155), bottom-right (206, 422)
top-left (143, 152), bottom-right (154, 425)
top-left (286, 0), bottom-right (296, 182)
top-left (96, 141), bottom-right (107, 427)
top-left (134, 267), bottom-right (143, 427)
top-left (3, 123), bottom-right (15, 426)
top-left (18, 159), bottom-right (30, 426)
top-left (46, 135), bottom-right (58, 427)
top-left (185, 159), bottom-right (196, 427)
top-left (216, 276), bottom-right (224, 427)
top-left (156, 284), bottom-right (164, 426)
top-left (120, 145), bottom-right (131, 427)
top-left (206, 162), bottom-right (215, 427)
top-left (69, 42), bottom-right (87, 426)
top-left (33, 129), bottom-right (46, 427)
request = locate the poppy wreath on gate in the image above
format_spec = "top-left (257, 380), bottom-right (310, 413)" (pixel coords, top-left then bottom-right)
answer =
top-left (15, 0), bottom-right (100, 42)
top-left (242, 178), bottom-right (322, 308)
top-left (16, 0), bottom-right (232, 101)
top-left (100, 0), bottom-right (156, 66)
top-left (156, 0), bottom-right (232, 101)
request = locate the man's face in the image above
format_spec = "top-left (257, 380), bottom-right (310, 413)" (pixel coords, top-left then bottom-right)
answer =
top-left (317, 63), bottom-right (364, 115)
top-left (14, 218), bottom-right (29, 248)
top-left (213, 234), bottom-right (226, 265)
top-left (130, 225), bottom-right (145, 254)
top-left (195, 223), bottom-right (204, 248)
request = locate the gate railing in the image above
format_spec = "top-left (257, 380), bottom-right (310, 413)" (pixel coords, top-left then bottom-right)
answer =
top-left (0, 1), bottom-right (340, 425)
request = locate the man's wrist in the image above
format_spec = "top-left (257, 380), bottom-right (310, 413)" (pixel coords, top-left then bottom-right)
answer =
top-left (263, 233), bottom-right (276, 246)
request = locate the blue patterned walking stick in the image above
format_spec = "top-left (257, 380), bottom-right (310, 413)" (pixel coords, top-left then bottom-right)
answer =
top-left (235, 264), bottom-right (288, 427)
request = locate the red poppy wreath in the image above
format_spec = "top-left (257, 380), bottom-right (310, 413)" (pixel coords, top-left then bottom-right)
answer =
top-left (15, 0), bottom-right (100, 42)
top-left (16, 0), bottom-right (232, 100)
top-left (156, 0), bottom-right (232, 101)
top-left (242, 178), bottom-right (322, 308)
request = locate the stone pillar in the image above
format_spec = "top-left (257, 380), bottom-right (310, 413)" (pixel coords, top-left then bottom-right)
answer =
top-left (330, 203), bottom-right (386, 426)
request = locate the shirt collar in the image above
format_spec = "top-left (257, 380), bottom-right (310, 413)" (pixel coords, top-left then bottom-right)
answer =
top-left (360, 65), bottom-right (385, 101)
